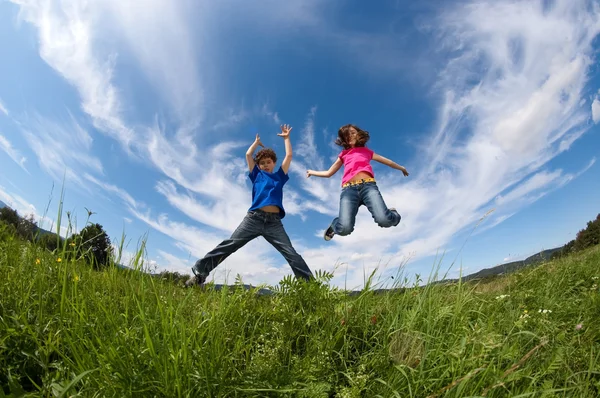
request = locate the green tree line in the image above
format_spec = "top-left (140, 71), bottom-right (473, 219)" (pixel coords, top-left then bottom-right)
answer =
top-left (0, 206), bottom-right (113, 269)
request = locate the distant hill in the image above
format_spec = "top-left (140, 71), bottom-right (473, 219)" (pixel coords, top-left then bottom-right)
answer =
top-left (0, 200), bottom-right (6, 208)
top-left (439, 247), bottom-right (562, 284)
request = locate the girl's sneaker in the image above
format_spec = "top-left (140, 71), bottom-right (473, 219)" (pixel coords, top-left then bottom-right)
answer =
top-left (324, 223), bottom-right (335, 241)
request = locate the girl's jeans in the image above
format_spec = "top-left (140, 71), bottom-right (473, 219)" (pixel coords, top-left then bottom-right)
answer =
top-left (193, 210), bottom-right (314, 281)
top-left (332, 182), bottom-right (400, 236)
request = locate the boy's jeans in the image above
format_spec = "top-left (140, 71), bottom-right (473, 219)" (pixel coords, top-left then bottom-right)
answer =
top-left (332, 182), bottom-right (401, 236)
top-left (193, 210), bottom-right (314, 281)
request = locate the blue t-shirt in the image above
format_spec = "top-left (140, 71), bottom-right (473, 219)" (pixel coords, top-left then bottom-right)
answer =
top-left (248, 165), bottom-right (289, 218)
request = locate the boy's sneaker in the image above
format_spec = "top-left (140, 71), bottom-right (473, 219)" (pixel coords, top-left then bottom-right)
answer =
top-left (324, 222), bottom-right (335, 241)
top-left (185, 270), bottom-right (206, 288)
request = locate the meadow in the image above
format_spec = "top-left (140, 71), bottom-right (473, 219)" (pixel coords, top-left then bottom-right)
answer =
top-left (1, 221), bottom-right (599, 397)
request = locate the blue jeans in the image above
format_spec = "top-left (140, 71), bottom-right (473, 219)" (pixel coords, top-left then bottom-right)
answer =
top-left (193, 210), bottom-right (313, 281)
top-left (332, 182), bottom-right (401, 236)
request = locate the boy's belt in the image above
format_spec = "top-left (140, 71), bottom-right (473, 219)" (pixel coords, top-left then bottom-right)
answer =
top-left (342, 177), bottom-right (376, 188)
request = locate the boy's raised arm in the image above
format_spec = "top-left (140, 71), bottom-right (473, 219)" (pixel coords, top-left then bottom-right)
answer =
top-left (278, 124), bottom-right (293, 174)
top-left (246, 134), bottom-right (264, 172)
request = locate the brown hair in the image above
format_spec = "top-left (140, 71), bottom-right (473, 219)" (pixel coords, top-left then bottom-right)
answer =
top-left (254, 148), bottom-right (277, 164)
top-left (335, 124), bottom-right (370, 149)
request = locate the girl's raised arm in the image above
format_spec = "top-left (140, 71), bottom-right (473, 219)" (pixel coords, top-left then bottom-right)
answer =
top-left (372, 153), bottom-right (409, 176)
top-left (306, 158), bottom-right (343, 178)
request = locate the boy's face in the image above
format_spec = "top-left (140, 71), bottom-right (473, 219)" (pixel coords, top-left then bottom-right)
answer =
top-left (258, 157), bottom-right (275, 173)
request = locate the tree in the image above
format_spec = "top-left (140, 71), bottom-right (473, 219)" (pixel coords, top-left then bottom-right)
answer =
top-left (0, 207), bottom-right (19, 228)
top-left (17, 213), bottom-right (38, 241)
top-left (70, 223), bottom-right (113, 269)
top-left (553, 213), bottom-right (600, 259)
top-left (573, 213), bottom-right (600, 252)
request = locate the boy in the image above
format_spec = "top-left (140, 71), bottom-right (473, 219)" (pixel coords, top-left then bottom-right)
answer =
top-left (185, 124), bottom-right (314, 287)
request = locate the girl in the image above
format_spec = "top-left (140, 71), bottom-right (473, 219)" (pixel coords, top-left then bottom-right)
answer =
top-left (306, 124), bottom-right (409, 241)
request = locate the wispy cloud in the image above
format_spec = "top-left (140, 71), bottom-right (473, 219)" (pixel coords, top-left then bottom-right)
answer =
top-left (0, 99), bottom-right (8, 116)
top-left (155, 179), bottom-right (248, 232)
top-left (83, 173), bottom-right (140, 211)
top-left (102, 0), bottom-right (203, 125)
top-left (261, 103), bottom-right (282, 125)
top-left (0, 134), bottom-right (28, 172)
top-left (592, 97), bottom-right (600, 123)
top-left (20, 113), bottom-right (103, 185)
top-left (11, 0), bottom-right (136, 151)
top-left (0, 184), bottom-right (37, 216)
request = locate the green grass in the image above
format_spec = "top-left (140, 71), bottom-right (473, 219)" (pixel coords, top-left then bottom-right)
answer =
top-left (1, 222), bottom-right (599, 397)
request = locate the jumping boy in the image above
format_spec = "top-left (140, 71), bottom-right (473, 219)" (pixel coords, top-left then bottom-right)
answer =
top-left (185, 124), bottom-right (314, 287)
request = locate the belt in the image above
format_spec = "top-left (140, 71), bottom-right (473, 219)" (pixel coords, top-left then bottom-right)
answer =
top-left (342, 177), bottom-right (376, 188)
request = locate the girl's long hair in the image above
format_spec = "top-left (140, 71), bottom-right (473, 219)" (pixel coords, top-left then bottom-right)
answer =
top-left (335, 124), bottom-right (370, 149)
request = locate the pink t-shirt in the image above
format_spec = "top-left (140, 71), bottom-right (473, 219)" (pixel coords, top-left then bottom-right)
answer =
top-left (339, 146), bottom-right (375, 186)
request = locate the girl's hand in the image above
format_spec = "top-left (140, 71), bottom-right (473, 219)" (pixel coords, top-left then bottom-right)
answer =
top-left (278, 124), bottom-right (292, 138)
top-left (400, 167), bottom-right (409, 176)
top-left (254, 133), bottom-right (265, 147)
top-left (306, 170), bottom-right (313, 178)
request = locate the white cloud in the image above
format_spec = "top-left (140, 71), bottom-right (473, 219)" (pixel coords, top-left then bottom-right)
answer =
top-left (83, 173), bottom-right (139, 211)
top-left (261, 103), bottom-right (282, 125)
top-left (0, 134), bottom-right (28, 172)
top-left (495, 169), bottom-right (566, 206)
top-left (592, 97), bottom-right (600, 123)
top-left (10, 0), bottom-right (136, 150)
top-left (155, 179), bottom-right (248, 232)
top-left (0, 99), bottom-right (8, 116)
top-left (295, 106), bottom-right (323, 169)
top-left (102, 0), bottom-right (203, 125)
top-left (156, 250), bottom-right (192, 275)
top-left (20, 113), bottom-right (103, 185)
top-left (0, 185), bottom-right (37, 216)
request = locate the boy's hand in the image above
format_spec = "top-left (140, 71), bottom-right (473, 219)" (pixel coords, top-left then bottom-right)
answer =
top-left (400, 167), bottom-right (409, 176)
top-left (254, 133), bottom-right (265, 147)
top-left (278, 124), bottom-right (292, 139)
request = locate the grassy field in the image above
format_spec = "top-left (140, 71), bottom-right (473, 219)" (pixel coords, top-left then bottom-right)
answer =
top-left (1, 222), bottom-right (599, 397)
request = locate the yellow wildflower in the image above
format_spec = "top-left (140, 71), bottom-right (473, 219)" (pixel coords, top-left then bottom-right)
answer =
top-left (35, 258), bottom-right (41, 265)
top-left (56, 258), bottom-right (62, 263)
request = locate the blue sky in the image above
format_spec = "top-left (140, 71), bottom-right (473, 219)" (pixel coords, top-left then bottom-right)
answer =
top-left (1, 0), bottom-right (599, 289)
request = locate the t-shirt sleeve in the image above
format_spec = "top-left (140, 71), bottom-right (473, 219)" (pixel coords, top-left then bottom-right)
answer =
top-left (248, 164), bottom-right (260, 182)
top-left (277, 166), bottom-right (290, 183)
top-left (338, 149), bottom-right (347, 161)
top-left (366, 147), bottom-right (374, 159)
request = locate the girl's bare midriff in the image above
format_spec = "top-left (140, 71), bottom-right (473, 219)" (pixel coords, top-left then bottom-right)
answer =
top-left (349, 171), bottom-right (373, 183)
top-left (259, 205), bottom-right (280, 213)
